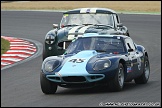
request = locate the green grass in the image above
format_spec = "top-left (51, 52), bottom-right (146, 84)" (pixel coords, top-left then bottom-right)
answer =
top-left (1, 38), bottom-right (10, 55)
top-left (1, 1), bottom-right (161, 14)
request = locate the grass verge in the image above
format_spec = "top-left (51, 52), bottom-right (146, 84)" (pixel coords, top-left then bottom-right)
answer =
top-left (1, 1), bottom-right (161, 13)
top-left (1, 38), bottom-right (10, 55)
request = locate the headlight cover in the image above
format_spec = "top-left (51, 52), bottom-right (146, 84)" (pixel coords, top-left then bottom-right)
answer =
top-left (45, 34), bottom-right (55, 44)
top-left (44, 60), bottom-right (60, 72)
top-left (93, 59), bottom-right (111, 71)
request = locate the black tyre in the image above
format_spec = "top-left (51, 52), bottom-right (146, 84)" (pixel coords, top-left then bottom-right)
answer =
top-left (40, 73), bottom-right (57, 94)
top-left (134, 56), bottom-right (150, 84)
top-left (108, 63), bottom-right (125, 92)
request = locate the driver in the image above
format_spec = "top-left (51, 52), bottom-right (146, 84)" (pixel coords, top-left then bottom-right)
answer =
top-left (82, 38), bottom-right (91, 50)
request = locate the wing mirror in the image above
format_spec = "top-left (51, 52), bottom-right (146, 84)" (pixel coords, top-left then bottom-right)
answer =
top-left (117, 23), bottom-right (123, 27)
top-left (53, 24), bottom-right (58, 29)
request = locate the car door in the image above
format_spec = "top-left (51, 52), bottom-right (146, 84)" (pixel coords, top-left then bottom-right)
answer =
top-left (124, 38), bottom-right (139, 78)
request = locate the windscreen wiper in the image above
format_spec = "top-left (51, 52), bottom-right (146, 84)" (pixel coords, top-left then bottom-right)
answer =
top-left (96, 49), bottom-right (107, 52)
top-left (64, 24), bottom-right (80, 27)
top-left (82, 23), bottom-right (94, 26)
top-left (94, 24), bottom-right (113, 28)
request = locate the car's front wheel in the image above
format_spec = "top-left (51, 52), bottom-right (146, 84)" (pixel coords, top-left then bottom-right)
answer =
top-left (134, 56), bottom-right (150, 84)
top-left (40, 73), bottom-right (58, 94)
top-left (108, 63), bottom-right (125, 92)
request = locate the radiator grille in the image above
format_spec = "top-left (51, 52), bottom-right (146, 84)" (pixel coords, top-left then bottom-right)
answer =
top-left (62, 76), bottom-right (86, 82)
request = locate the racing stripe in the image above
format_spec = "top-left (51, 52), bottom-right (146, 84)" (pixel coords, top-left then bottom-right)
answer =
top-left (58, 50), bottom-right (97, 76)
top-left (77, 25), bottom-right (93, 36)
top-left (68, 26), bottom-right (83, 40)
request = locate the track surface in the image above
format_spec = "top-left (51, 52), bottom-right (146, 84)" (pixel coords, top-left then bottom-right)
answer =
top-left (1, 11), bottom-right (161, 107)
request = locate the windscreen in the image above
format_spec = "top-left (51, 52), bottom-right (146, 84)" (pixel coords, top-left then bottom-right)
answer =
top-left (60, 13), bottom-right (114, 27)
top-left (65, 37), bottom-right (126, 54)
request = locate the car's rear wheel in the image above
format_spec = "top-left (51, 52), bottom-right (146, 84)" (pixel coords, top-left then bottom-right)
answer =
top-left (108, 63), bottom-right (124, 92)
top-left (134, 56), bottom-right (150, 84)
top-left (40, 73), bottom-right (57, 94)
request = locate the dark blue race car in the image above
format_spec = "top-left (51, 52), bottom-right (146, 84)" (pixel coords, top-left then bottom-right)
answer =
top-left (40, 33), bottom-right (150, 94)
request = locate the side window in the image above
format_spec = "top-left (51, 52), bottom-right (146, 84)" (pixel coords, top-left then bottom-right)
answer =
top-left (125, 38), bottom-right (136, 51)
top-left (108, 14), bottom-right (113, 26)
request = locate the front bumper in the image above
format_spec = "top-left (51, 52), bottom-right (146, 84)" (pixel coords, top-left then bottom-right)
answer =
top-left (46, 74), bottom-right (105, 83)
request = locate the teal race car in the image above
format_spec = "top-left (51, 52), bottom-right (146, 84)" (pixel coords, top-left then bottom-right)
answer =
top-left (40, 33), bottom-right (150, 94)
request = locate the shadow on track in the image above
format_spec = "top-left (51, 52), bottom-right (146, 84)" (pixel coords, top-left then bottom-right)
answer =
top-left (46, 80), bottom-right (156, 95)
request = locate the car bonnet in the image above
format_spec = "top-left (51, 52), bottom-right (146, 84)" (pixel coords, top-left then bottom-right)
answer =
top-left (57, 50), bottom-right (97, 76)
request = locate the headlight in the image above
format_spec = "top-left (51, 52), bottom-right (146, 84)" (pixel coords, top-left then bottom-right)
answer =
top-left (45, 34), bottom-right (55, 44)
top-left (93, 59), bottom-right (111, 71)
top-left (44, 60), bottom-right (60, 72)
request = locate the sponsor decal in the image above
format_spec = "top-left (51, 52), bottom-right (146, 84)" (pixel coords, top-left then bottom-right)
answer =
top-left (127, 67), bottom-right (132, 73)
top-left (64, 14), bottom-right (68, 17)
top-left (86, 8), bottom-right (90, 13)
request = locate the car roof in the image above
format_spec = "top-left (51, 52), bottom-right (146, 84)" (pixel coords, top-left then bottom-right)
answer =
top-left (79, 33), bottom-right (129, 39)
top-left (63, 8), bottom-right (117, 14)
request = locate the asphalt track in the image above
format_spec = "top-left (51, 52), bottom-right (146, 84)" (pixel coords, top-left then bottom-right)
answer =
top-left (1, 11), bottom-right (161, 107)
